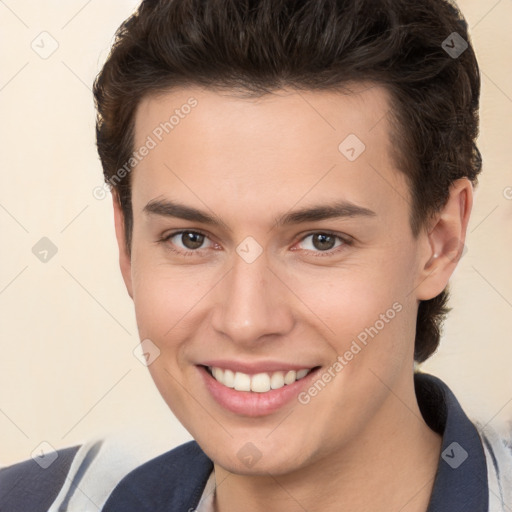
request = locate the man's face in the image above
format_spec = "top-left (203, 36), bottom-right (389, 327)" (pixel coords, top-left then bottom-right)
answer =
top-left (119, 84), bottom-right (432, 475)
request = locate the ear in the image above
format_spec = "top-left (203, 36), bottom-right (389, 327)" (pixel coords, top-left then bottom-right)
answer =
top-left (414, 178), bottom-right (473, 301)
top-left (112, 194), bottom-right (134, 299)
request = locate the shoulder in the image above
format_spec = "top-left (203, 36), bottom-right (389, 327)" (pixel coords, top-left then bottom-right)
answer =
top-left (102, 440), bottom-right (213, 512)
top-left (17, 435), bottom-right (214, 512)
top-left (0, 437), bottom-right (211, 512)
top-left (0, 445), bottom-right (81, 512)
top-left (474, 421), bottom-right (512, 509)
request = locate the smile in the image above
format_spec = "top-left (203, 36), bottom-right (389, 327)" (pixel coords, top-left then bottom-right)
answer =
top-left (206, 366), bottom-right (314, 393)
top-left (198, 363), bottom-right (322, 416)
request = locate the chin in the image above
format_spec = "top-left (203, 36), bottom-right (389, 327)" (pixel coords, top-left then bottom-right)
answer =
top-left (199, 435), bottom-right (312, 476)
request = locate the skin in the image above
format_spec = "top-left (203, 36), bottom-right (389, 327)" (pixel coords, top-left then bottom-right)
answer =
top-left (112, 83), bottom-right (473, 512)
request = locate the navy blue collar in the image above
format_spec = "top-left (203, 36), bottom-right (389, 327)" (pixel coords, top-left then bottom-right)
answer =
top-left (103, 372), bottom-right (488, 511)
top-left (416, 372), bottom-right (488, 511)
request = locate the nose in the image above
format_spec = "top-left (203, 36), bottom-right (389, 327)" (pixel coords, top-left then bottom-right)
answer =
top-left (210, 250), bottom-right (295, 347)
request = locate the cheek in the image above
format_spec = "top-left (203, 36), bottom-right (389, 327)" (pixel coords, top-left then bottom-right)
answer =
top-left (132, 275), bottom-right (180, 341)
top-left (130, 260), bottom-right (204, 414)
top-left (285, 250), bottom-right (416, 366)
top-left (130, 247), bottom-right (210, 341)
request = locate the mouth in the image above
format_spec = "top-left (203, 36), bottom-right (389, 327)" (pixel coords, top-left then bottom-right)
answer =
top-left (203, 365), bottom-right (317, 392)
top-left (197, 363), bottom-right (322, 416)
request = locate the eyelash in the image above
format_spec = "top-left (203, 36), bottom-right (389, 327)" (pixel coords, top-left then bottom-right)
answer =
top-left (156, 230), bottom-right (353, 258)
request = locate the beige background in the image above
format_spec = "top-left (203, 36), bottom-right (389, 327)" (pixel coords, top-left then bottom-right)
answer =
top-left (0, 0), bottom-right (511, 466)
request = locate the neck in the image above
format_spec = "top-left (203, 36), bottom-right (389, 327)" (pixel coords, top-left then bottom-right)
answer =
top-left (213, 374), bottom-right (442, 512)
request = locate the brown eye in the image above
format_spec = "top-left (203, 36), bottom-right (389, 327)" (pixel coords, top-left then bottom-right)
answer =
top-left (296, 232), bottom-right (349, 255)
top-left (180, 231), bottom-right (205, 250)
top-left (162, 230), bottom-right (214, 253)
top-left (311, 233), bottom-right (336, 251)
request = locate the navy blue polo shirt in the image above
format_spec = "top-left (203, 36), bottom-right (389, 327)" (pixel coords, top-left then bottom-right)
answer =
top-left (101, 372), bottom-right (488, 511)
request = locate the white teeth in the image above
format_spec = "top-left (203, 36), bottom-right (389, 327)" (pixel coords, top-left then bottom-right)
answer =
top-left (223, 369), bottom-right (235, 388)
top-left (270, 371), bottom-right (285, 389)
top-left (296, 369), bottom-right (309, 379)
top-left (208, 366), bottom-right (313, 392)
top-left (284, 370), bottom-right (297, 385)
top-left (212, 367), bottom-right (223, 381)
top-left (251, 373), bottom-right (271, 393)
top-left (233, 372), bottom-right (251, 391)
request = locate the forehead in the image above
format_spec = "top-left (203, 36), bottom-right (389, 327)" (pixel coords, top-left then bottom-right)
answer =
top-left (134, 83), bottom-right (393, 151)
top-left (131, 84), bottom-right (410, 227)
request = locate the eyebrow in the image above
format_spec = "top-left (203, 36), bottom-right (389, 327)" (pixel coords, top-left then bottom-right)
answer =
top-left (143, 199), bottom-right (230, 231)
top-left (143, 198), bottom-right (377, 230)
top-left (274, 201), bottom-right (376, 227)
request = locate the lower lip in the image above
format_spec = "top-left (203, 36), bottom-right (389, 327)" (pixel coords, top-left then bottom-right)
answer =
top-left (198, 365), bottom-right (320, 417)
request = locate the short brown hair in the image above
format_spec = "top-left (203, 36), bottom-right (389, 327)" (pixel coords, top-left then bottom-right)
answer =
top-left (93, 0), bottom-right (481, 362)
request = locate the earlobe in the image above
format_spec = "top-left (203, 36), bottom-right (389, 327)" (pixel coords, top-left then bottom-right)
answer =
top-left (112, 194), bottom-right (134, 299)
top-left (415, 178), bottom-right (473, 301)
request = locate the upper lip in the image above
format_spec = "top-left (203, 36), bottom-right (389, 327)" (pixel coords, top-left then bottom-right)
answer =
top-left (199, 359), bottom-right (319, 375)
